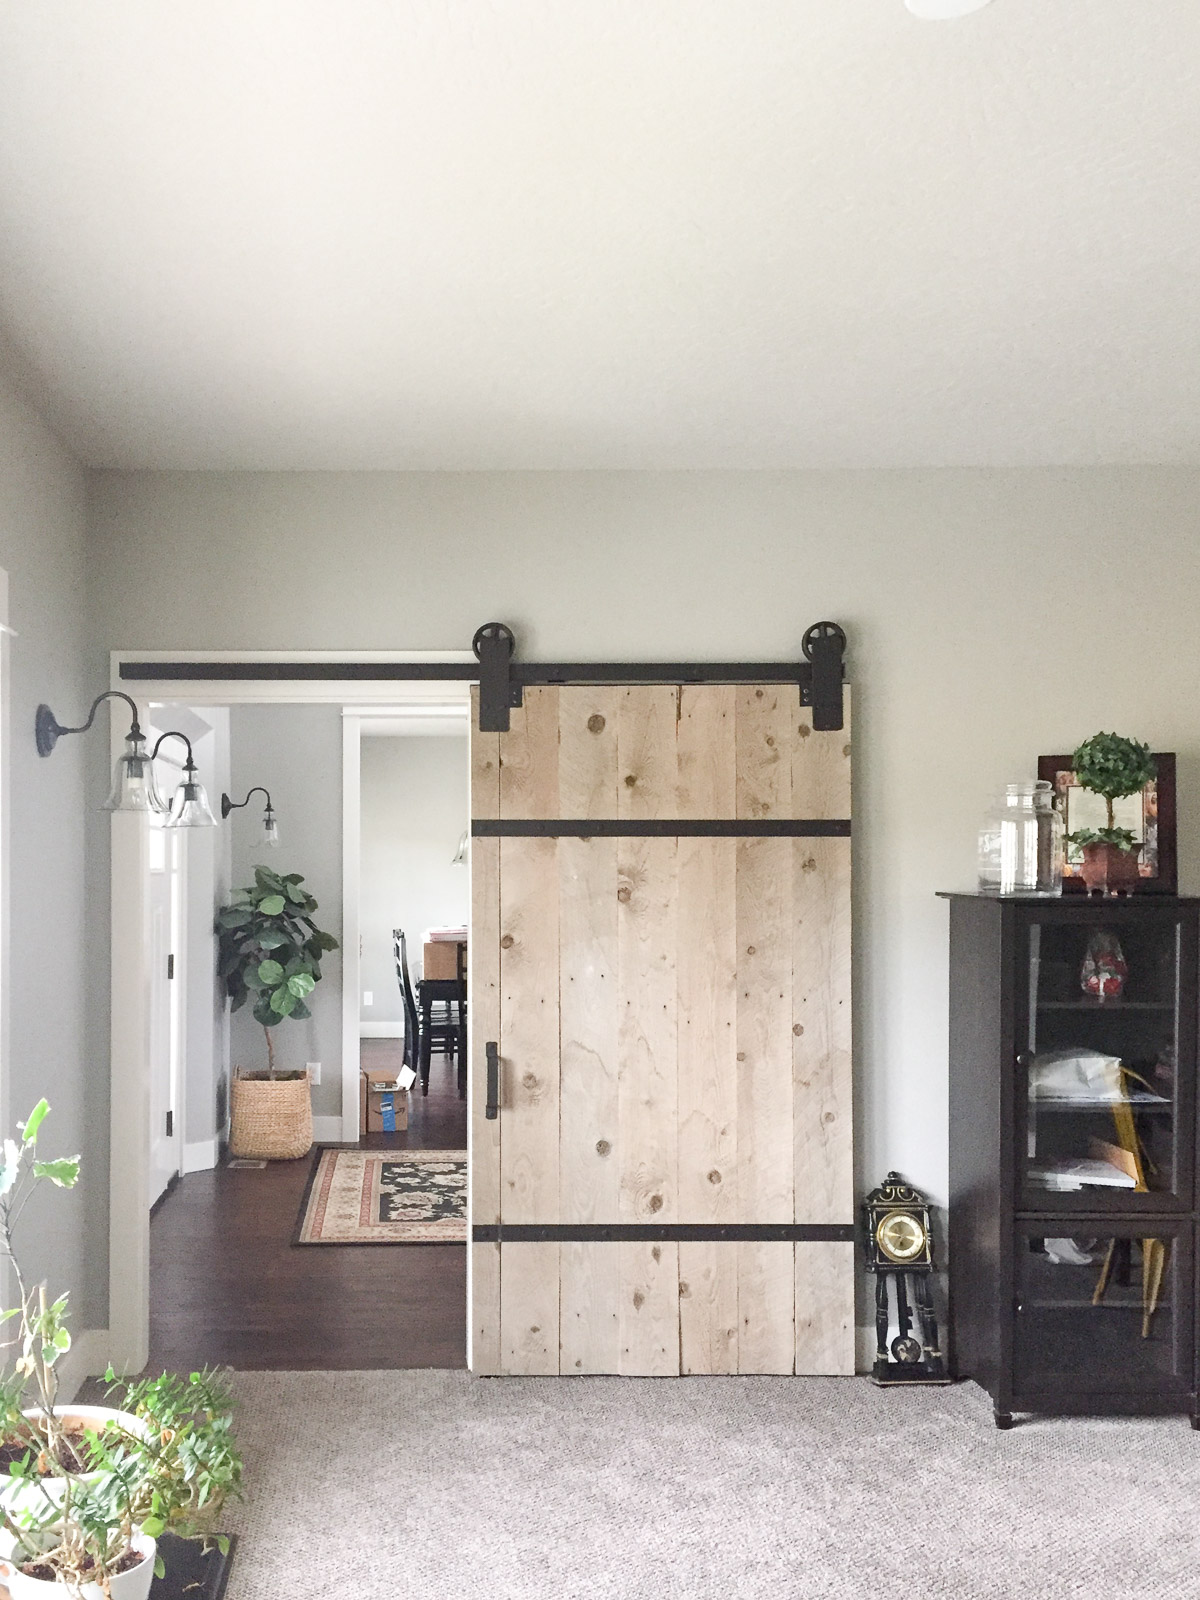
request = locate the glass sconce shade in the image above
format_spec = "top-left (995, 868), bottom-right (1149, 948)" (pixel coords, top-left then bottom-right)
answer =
top-left (103, 734), bottom-right (166, 814)
top-left (451, 829), bottom-right (468, 865)
top-left (261, 811), bottom-right (280, 848)
top-left (164, 777), bottom-right (218, 829)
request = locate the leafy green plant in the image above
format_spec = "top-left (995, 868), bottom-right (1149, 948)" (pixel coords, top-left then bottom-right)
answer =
top-left (0, 1104), bottom-right (243, 1588)
top-left (217, 866), bottom-right (338, 1077)
top-left (1066, 732), bottom-right (1156, 856)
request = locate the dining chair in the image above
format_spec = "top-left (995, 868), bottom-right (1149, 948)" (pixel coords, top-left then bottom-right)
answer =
top-left (392, 929), bottom-right (420, 1072)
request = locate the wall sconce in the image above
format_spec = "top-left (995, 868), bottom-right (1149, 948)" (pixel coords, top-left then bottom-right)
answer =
top-left (451, 829), bottom-right (468, 866)
top-left (221, 786), bottom-right (280, 848)
top-left (36, 691), bottom-right (148, 812)
top-left (150, 732), bottom-right (218, 829)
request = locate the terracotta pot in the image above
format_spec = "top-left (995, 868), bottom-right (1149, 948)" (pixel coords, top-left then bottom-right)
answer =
top-left (229, 1072), bottom-right (313, 1160)
top-left (1079, 840), bottom-right (1142, 897)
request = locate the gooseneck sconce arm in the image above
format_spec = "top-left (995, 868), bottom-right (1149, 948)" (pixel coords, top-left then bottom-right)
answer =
top-left (150, 731), bottom-right (218, 829)
top-left (221, 785), bottom-right (280, 848)
top-left (36, 690), bottom-right (143, 758)
top-left (36, 690), bottom-right (162, 813)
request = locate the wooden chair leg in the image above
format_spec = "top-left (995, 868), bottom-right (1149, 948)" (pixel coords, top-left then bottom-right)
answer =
top-left (1093, 1238), bottom-right (1117, 1306)
top-left (1142, 1238), bottom-right (1168, 1340)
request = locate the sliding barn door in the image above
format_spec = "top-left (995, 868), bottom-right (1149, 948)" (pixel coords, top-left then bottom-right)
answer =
top-left (468, 683), bottom-right (853, 1376)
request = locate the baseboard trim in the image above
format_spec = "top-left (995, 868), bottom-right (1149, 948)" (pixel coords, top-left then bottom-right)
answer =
top-left (183, 1138), bottom-right (219, 1174)
top-left (359, 1022), bottom-right (404, 1038)
top-left (57, 1328), bottom-right (112, 1400)
top-left (312, 1115), bottom-right (344, 1143)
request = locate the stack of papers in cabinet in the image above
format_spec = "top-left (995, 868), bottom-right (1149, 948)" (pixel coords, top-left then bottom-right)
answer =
top-left (1028, 1159), bottom-right (1138, 1191)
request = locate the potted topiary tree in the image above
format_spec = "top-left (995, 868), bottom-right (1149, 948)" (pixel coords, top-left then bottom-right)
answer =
top-left (217, 866), bottom-right (339, 1160)
top-left (1066, 732), bottom-right (1157, 896)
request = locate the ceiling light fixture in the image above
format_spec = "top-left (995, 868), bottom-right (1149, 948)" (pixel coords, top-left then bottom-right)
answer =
top-left (905, 0), bottom-right (993, 17)
top-left (221, 786), bottom-right (280, 848)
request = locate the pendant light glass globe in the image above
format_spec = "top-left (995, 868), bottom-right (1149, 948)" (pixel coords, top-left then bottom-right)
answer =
top-left (103, 733), bottom-right (166, 814)
top-left (163, 775), bottom-right (218, 829)
top-left (906, 0), bottom-right (993, 17)
top-left (261, 809), bottom-right (280, 848)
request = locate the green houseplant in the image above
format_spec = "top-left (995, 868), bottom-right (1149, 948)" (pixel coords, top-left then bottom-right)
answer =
top-left (217, 866), bottom-right (338, 1159)
top-left (0, 1104), bottom-right (241, 1598)
top-left (1066, 731), bottom-right (1157, 896)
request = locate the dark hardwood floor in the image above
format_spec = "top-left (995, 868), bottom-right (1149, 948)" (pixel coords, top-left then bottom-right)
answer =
top-left (147, 1041), bottom-right (467, 1373)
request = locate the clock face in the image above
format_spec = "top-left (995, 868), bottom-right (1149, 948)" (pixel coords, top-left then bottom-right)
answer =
top-left (876, 1209), bottom-right (927, 1263)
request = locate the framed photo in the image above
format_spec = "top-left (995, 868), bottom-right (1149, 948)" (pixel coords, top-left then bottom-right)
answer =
top-left (1038, 753), bottom-right (1176, 895)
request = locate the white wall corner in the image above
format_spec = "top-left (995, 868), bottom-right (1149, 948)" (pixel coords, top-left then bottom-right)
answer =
top-left (312, 1115), bottom-right (345, 1144)
top-left (855, 1325), bottom-right (878, 1375)
top-left (183, 1138), bottom-right (219, 1174)
top-left (56, 1328), bottom-right (114, 1400)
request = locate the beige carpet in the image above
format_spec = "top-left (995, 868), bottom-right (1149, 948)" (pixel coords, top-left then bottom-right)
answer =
top-left (222, 1370), bottom-right (1200, 1598)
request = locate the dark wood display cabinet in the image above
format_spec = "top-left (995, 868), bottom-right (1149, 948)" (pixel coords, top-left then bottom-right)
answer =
top-left (942, 893), bottom-right (1200, 1428)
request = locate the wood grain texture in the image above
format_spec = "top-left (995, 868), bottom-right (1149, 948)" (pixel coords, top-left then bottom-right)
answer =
top-left (618, 836), bottom-right (678, 1223)
top-left (791, 689), bottom-right (852, 821)
top-left (499, 838), bottom-right (560, 1226)
top-left (737, 1241), bottom-right (796, 1374)
top-left (469, 1242), bottom-right (501, 1376)
top-left (560, 1241), bottom-right (620, 1374)
top-left (499, 686), bottom-right (560, 820)
top-left (618, 686), bottom-right (680, 820)
top-left (469, 692), bottom-right (502, 1372)
top-left (619, 1240), bottom-right (680, 1376)
top-left (793, 837), bottom-right (853, 1225)
top-left (795, 1241), bottom-right (856, 1375)
top-left (679, 1241), bottom-right (738, 1375)
top-left (501, 1242), bottom-right (559, 1375)
top-left (558, 685), bottom-right (618, 817)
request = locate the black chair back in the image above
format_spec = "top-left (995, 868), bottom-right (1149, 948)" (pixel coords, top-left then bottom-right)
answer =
top-left (393, 928), bottom-right (420, 1071)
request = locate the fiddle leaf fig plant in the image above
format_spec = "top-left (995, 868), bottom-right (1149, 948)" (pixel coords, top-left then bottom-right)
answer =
top-left (217, 867), bottom-right (338, 1077)
top-left (1066, 732), bottom-right (1157, 855)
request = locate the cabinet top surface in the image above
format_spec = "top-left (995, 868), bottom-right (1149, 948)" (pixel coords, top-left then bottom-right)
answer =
top-left (938, 892), bottom-right (1200, 903)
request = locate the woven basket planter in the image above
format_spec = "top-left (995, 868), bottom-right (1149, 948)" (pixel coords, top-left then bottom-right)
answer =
top-left (229, 1073), bottom-right (313, 1161)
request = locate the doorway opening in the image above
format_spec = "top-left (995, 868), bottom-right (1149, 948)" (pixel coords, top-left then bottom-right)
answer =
top-left (139, 687), bottom-right (471, 1373)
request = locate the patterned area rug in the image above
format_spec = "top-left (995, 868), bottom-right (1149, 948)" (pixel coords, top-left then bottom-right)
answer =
top-left (295, 1148), bottom-right (467, 1244)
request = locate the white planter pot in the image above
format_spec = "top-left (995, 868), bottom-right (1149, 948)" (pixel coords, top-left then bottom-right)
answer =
top-left (0, 1531), bottom-right (156, 1600)
top-left (0, 1407), bottom-right (149, 1517)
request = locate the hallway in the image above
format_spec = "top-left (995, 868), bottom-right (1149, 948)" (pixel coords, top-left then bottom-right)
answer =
top-left (148, 1042), bottom-right (467, 1372)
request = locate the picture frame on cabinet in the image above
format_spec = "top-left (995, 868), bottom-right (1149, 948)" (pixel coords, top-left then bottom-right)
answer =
top-left (1038, 752), bottom-right (1177, 895)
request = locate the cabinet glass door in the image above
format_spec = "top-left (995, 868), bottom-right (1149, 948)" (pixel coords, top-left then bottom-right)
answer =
top-left (1018, 909), bottom-right (1194, 1212)
top-left (1013, 1223), bottom-right (1192, 1398)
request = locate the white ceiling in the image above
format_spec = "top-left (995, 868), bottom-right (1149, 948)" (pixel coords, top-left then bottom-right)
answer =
top-left (0, 2), bottom-right (1198, 470)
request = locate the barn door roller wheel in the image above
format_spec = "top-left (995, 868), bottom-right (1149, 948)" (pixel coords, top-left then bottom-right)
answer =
top-left (802, 621), bottom-right (847, 732)
top-left (474, 623), bottom-right (522, 733)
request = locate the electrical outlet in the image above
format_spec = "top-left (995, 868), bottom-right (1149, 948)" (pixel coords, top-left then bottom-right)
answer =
top-left (363, 990), bottom-right (373, 1007)
top-left (307, 1061), bottom-right (321, 1085)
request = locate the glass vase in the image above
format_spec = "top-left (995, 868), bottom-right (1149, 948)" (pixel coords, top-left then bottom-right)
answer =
top-left (978, 780), bottom-right (1063, 897)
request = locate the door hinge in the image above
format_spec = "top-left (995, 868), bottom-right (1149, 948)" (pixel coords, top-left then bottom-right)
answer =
top-left (167, 953), bottom-right (175, 980)
top-left (165, 1110), bottom-right (174, 1138)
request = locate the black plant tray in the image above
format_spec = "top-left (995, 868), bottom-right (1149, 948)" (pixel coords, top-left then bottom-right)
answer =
top-left (150, 1533), bottom-right (236, 1600)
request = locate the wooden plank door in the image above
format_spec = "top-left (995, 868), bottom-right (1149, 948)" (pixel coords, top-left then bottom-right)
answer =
top-left (468, 682), bottom-right (853, 1376)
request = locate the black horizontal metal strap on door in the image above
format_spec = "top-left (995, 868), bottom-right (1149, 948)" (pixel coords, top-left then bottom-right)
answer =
top-left (472, 1223), bottom-right (856, 1244)
top-left (119, 617), bottom-right (848, 736)
top-left (472, 818), bottom-right (851, 839)
top-left (484, 1041), bottom-right (500, 1121)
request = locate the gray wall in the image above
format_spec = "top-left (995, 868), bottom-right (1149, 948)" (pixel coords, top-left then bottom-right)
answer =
top-left (360, 734), bottom-right (469, 1027)
top-left (87, 467), bottom-right (1200, 1210)
top-left (227, 704), bottom-right (343, 1119)
top-left (0, 365), bottom-right (101, 1323)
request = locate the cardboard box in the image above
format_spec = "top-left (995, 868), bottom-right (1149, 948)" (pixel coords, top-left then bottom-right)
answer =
top-left (360, 1067), bottom-right (410, 1135)
top-left (423, 940), bottom-right (465, 981)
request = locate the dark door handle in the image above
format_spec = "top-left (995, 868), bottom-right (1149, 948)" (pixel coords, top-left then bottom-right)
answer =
top-left (485, 1042), bottom-right (500, 1120)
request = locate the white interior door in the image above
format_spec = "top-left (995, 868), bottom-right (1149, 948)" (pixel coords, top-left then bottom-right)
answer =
top-left (148, 824), bottom-right (182, 1206)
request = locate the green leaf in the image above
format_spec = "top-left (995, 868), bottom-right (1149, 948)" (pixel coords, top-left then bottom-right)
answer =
top-left (217, 906), bottom-right (254, 928)
top-left (286, 882), bottom-right (309, 903)
top-left (257, 894), bottom-right (286, 916)
top-left (257, 959), bottom-right (284, 986)
top-left (20, 1101), bottom-right (49, 1146)
top-left (257, 929), bottom-right (287, 950)
top-left (289, 999), bottom-right (312, 1021)
top-left (229, 988), bottom-right (248, 1014)
top-left (33, 1157), bottom-right (80, 1189)
top-left (51, 1327), bottom-right (70, 1350)
top-left (287, 973), bottom-right (315, 998)
top-left (155, 1556), bottom-right (167, 1580)
top-left (141, 1516), bottom-right (165, 1538)
top-left (269, 986), bottom-right (297, 1018)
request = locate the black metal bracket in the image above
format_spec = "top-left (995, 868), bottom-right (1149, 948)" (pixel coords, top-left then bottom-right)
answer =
top-left (802, 621), bottom-right (847, 732)
top-left (474, 623), bottom-right (523, 733)
top-left (472, 1222), bottom-right (856, 1243)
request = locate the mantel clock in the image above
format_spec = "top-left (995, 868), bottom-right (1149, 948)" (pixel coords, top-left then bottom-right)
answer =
top-left (864, 1172), bottom-right (949, 1385)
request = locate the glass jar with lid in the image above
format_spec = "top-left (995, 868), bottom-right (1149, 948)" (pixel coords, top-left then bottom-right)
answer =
top-left (978, 780), bottom-right (1063, 896)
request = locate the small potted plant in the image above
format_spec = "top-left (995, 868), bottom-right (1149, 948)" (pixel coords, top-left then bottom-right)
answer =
top-left (218, 866), bottom-right (338, 1160)
top-left (1066, 731), bottom-right (1157, 896)
top-left (0, 1105), bottom-right (242, 1597)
